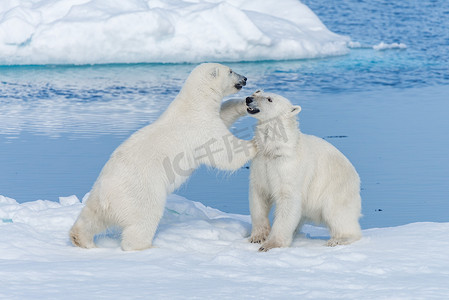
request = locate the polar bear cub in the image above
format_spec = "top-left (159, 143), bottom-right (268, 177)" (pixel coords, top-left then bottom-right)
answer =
top-left (70, 63), bottom-right (256, 251)
top-left (246, 90), bottom-right (362, 251)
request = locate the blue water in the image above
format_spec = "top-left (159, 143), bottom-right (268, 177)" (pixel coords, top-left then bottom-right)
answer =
top-left (1, 0), bottom-right (448, 229)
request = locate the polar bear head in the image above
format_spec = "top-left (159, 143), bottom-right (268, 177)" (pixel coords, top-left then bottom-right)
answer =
top-left (185, 63), bottom-right (247, 98)
top-left (246, 90), bottom-right (301, 120)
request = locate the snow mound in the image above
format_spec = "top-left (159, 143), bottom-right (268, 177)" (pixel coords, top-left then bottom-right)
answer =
top-left (0, 0), bottom-right (351, 65)
top-left (1, 194), bottom-right (449, 298)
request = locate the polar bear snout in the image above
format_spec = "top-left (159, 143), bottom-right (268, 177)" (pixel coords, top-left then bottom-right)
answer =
top-left (234, 75), bottom-right (247, 90)
top-left (246, 97), bottom-right (260, 114)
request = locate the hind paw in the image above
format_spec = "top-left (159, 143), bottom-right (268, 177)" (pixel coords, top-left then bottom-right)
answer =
top-left (70, 228), bottom-right (96, 249)
top-left (326, 236), bottom-right (361, 247)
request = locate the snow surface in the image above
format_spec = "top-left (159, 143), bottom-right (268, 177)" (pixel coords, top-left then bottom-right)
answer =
top-left (1, 194), bottom-right (448, 299)
top-left (0, 0), bottom-right (351, 65)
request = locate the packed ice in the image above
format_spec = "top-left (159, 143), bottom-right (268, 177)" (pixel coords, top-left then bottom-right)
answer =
top-left (1, 194), bottom-right (448, 298)
top-left (0, 0), bottom-right (352, 65)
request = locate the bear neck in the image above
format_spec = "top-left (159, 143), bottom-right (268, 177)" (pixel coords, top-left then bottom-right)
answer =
top-left (174, 81), bottom-right (224, 115)
top-left (255, 115), bottom-right (300, 157)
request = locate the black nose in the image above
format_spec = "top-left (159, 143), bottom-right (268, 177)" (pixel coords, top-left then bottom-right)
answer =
top-left (246, 97), bottom-right (253, 104)
top-left (241, 76), bottom-right (247, 86)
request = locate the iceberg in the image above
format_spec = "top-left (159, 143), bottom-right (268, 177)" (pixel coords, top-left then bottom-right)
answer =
top-left (0, 0), bottom-right (351, 65)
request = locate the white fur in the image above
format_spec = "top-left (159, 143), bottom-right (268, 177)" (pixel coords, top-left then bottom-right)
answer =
top-left (246, 90), bottom-right (362, 251)
top-left (70, 63), bottom-right (255, 251)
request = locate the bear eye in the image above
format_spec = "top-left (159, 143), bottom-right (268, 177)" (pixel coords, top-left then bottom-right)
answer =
top-left (267, 97), bottom-right (272, 102)
top-left (229, 70), bottom-right (233, 74)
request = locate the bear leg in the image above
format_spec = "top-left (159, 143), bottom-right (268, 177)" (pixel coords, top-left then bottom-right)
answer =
top-left (70, 205), bottom-right (105, 248)
top-left (249, 185), bottom-right (271, 244)
top-left (325, 210), bottom-right (362, 247)
top-left (119, 196), bottom-right (165, 251)
top-left (259, 195), bottom-right (301, 251)
top-left (120, 223), bottom-right (155, 251)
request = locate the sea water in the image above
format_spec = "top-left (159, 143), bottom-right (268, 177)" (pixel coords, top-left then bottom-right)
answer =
top-left (1, 0), bottom-right (448, 229)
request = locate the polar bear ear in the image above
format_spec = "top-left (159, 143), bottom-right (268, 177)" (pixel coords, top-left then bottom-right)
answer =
top-left (290, 105), bottom-right (301, 116)
top-left (210, 67), bottom-right (220, 79)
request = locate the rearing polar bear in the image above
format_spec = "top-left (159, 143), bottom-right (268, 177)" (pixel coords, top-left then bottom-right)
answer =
top-left (246, 90), bottom-right (362, 251)
top-left (70, 63), bottom-right (255, 251)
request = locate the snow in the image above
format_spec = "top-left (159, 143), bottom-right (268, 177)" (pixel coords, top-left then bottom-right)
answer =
top-left (0, 0), bottom-right (351, 65)
top-left (1, 194), bottom-right (448, 299)
top-left (346, 41), bottom-right (407, 51)
top-left (373, 42), bottom-right (407, 51)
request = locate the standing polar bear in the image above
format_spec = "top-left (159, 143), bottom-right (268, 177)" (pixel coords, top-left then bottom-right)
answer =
top-left (70, 63), bottom-right (255, 251)
top-left (246, 90), bottom-right (362, 251)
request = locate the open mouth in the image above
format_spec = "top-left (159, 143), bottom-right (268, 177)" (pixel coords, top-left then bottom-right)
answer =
top-left (246, 106), bottom-right (260, 114)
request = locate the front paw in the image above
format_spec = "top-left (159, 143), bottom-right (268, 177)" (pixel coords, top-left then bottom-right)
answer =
top-left (237, 99), bottom-right (249, 116)
top-left (249, 233), bottom-right (268, 244)
top-left (258, 237), bottom-right (287, 252)
top-left (226, 98), bottom-right (247, 116)
top-left (249, 227), bottom-right (270, 244)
